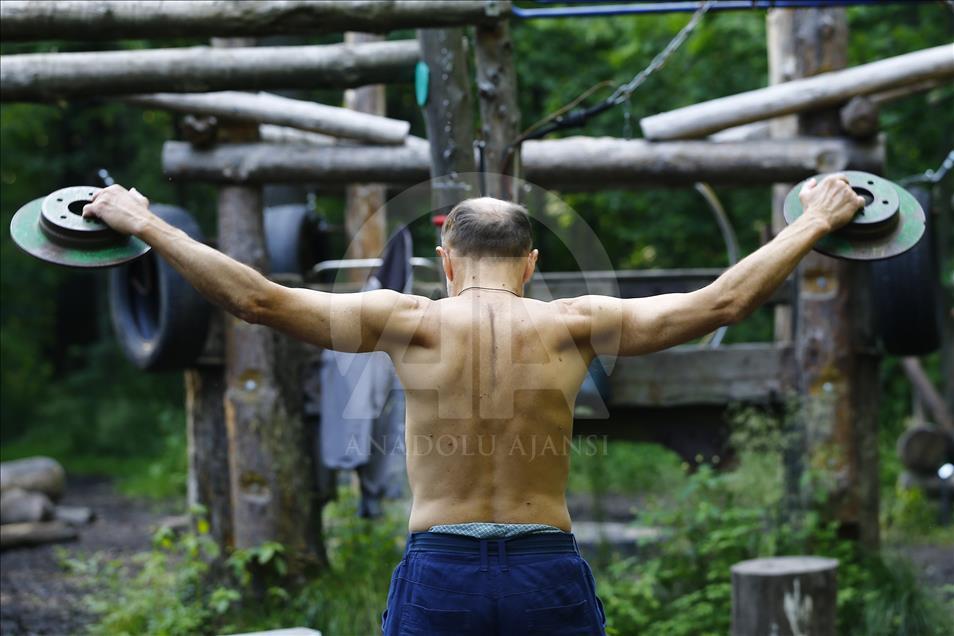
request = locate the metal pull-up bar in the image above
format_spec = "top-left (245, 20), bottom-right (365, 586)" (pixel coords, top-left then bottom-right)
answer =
top-left (514, 0), bottom-right (938, 19)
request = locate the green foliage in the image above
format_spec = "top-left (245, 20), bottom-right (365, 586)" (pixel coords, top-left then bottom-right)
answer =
top-left (76, 489), bottom-right (406, 636)
top-left (592, 408), bottom-right (953, 636)
top-left (568, 440), bottom-right (686, 497)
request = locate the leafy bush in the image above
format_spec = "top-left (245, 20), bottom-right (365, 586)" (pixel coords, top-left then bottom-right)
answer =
top-left (593, 408), bottom-right (953, 636)
top-left (76, 489), bottom-right (405, 636)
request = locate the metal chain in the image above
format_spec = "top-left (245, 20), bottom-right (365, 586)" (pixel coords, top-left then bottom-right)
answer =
top-left (607, 0), bottom-right (714, 106)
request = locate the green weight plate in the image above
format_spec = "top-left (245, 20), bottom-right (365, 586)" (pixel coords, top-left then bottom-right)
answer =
top-left (10, 187), bottom-right (150, 269)
top-left (783, 171), bottom-right (926, 261)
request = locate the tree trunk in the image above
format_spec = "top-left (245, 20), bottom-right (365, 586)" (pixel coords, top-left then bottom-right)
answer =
top-left (769, 7), bottom-right (881, 549)
top-left (213, 38), bottom-right (324, 575)
top-left (1, 1), bottom-right (510, 42)
top-left (1, 40), bottom-right (420, 102)
top-left (731, 557), bottom-right (838, 636)
top-left (161, 136), bottom-right (884, 189)
top-left (640, 44), bottom-right (954, 140)
top-left (125, 91), bottom-right (409, 145)
top-left (344, 33), bottom-right (388, 265)
top-left (185, 364), bottom-right (233, 549)
top-left (417, 28), bottom-right (479, 210)
top-left (474, 19), bottom-right (521, 200)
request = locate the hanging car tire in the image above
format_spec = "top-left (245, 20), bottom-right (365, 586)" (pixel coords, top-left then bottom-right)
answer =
top-left (265, 204), bottom-right (327, 275)
top-left (871, 186), bottom-right (941, 356)
top-left (109, 204), bottom-right (212, 371)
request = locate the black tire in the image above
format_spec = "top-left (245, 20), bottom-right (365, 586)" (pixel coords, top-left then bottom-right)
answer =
top-left (265, 204), bottom-right (326, 275)
top-left (871, 186), bottom-right (941, 356)
top-left (109, 205), bottom-right (212, 371)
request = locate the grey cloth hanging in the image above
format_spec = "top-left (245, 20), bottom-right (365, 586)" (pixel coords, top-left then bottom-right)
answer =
top-left (319, 227), bottom-right (412, 517)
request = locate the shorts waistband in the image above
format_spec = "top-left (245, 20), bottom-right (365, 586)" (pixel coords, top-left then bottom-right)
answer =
top-left (406, 530), bottom-right (580, 556)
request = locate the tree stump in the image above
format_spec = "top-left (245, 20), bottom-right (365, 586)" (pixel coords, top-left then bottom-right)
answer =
top-left (731, 556), bottom-right (838, 636)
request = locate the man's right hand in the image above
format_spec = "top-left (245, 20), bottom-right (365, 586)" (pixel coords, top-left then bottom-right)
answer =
top-left (798, 173), bottom-right (867, 233)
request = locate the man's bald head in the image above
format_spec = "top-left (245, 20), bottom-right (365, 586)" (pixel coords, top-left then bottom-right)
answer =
top-left (441, 197), bottom-right (533, 258)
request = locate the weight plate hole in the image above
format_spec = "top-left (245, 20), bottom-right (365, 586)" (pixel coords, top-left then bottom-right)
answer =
top-left (59, 215), bottom-right (66, 219)
top-left (56, 198), bottom-right (63, 202)
top-left (67, 200), bottom-right (91, 215)
top-left (851, 187), bottom-right (874, 207)
top-left (882, 200), bottom-right (888, 205)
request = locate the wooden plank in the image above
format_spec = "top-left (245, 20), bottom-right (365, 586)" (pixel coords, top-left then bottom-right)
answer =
top-left (640, 44), bottom-right (954, 140)
top-left (608, 344), bottom-right (794, 407)
top-left (125, 91), bottom-right (409, 145)
top-left (0, 40), bottom-right (420, 102)
top-left (528, 269), bottom-right (793, 305)
top-left (161, 136), bottom-right (884, 188)
top-left (0, 1), bottom-right (509, 41)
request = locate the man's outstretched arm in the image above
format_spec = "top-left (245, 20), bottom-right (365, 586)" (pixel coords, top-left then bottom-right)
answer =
top-left (84, 185), bottom-right (423, 353)
top-left (571, 174), bottom-right (866, 356)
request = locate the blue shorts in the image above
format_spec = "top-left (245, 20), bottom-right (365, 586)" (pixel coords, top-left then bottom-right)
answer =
top-left (381, 531), bottom-right (607, 635)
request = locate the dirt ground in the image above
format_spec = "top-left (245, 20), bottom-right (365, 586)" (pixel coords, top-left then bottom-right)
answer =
top-left (0, 477), bottom-right (177, 636)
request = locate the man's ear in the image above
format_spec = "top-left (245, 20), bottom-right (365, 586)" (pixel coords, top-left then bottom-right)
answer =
top-left (436, 246), bottom-right (454, 281)
top-left (523, 249), bottom-right (539, 284)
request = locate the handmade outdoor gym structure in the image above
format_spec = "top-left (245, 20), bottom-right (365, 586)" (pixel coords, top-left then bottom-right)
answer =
top-left (3, 2), bottom-right (953, 633)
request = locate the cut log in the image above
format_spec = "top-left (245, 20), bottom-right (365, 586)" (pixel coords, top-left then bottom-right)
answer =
top-left (0, 1), bottom-right (509, 42)
top-left (0, 457), bottom-right (65, 500)
top-left (258, 125), bottom-right (336, 147)
top-left (731, 556), bottom-right (838, 636)
top-left (54, 505), bottom-right (95, 526)
top-left (641, 45), bottom-right (954, 140)
top-left (162, 136), bottom-right (883, 189)
top-left (0, 488), bottom-right (54, 525)
top-left (897, 426), bottom-right (954, 475)
top-left (0, 40), bottom-right (420, 102)
top-left (0, 520), bottom-right (78, 549)
top-left (125, 91), bottom-right (409, 145)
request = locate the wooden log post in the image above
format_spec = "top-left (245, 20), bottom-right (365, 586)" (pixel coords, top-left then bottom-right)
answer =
top-left (185, 363), bottom-right (232, 549)
top-left (731, 557), bottom-right (838, 636)
top-left (0, 40), bottom-right (420, 102)
top-left (344, 33), bottom-right (388, 265)
top-left (161, 136), bottom-right (884, 189)
top-left (768, 8), bottom-right (881, 548)
top-left (474, 18), bottom-right (521, 200)
top-left (639, 44), bottom-right (954, 140)
top-left (417, 28), bottom-right (479, 211)
top-left (0, 1), bottom-right (511, 41)
top-left (213, 39), bottom-right (324, 575)
top-left (125, 91), bottom-right (410, 145)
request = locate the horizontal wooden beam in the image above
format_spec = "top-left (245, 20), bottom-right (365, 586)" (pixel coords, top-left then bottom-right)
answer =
top-left (125, 91), bottom-right (410, 145)
top-left (0, 1), bottom-right (509, 41)
top-left (607, 344), bottom-right (794, 407)
top-left (161, 135), bottom-right (883, 188)
top-left (529, 269), bottom-right (793, 305)
top-left (0, 40), bottom-right (419, 102)
top-left (641, 45), bottom-right (954, 140)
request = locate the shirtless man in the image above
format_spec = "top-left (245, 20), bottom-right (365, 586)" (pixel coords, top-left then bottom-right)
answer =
top-left (84, 174), bottom-right (863, 635)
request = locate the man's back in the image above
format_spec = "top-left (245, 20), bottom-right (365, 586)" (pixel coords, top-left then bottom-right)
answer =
top-left (393, 290), bottom-right (592, 532)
